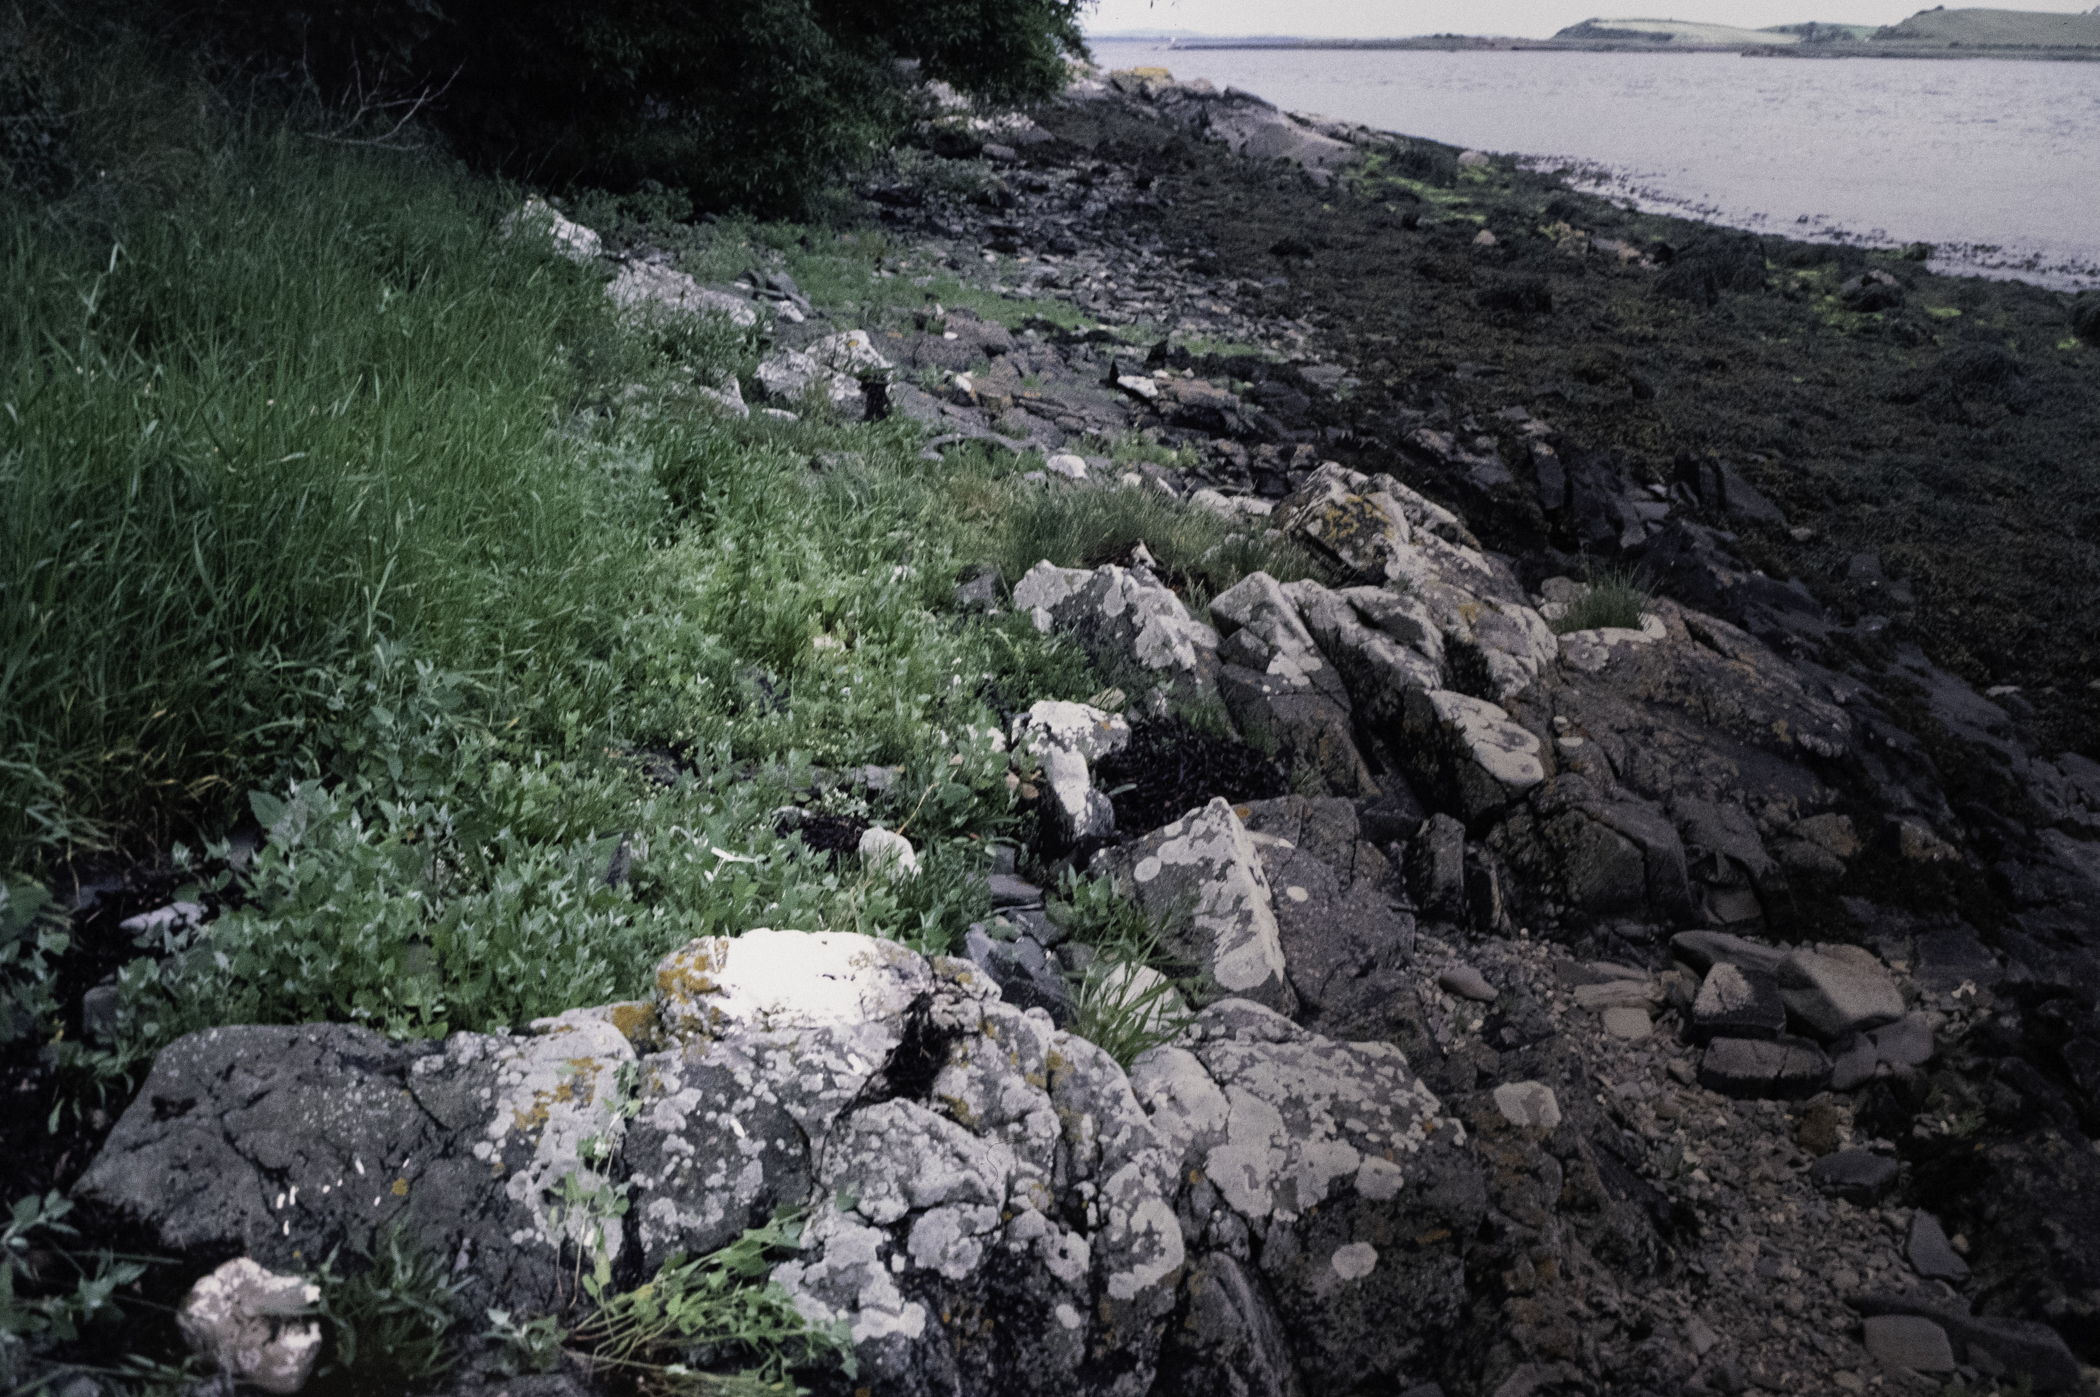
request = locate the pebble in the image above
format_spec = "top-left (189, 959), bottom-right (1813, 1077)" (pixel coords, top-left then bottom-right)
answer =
top-left (1602, 1006), bottom-right (1652, 1040)
top-left (1493, 1080), bottom-right (1562, 1130)
top-left (1438, 964), bottom-right (1498, 1002)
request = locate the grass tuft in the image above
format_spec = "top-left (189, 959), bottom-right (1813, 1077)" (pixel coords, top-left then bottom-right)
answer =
top-left (1552, 567), bottom-right (1652, 634)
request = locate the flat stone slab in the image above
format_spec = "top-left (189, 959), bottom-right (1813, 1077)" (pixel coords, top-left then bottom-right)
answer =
top-left (1779, 946), bottom-right (1904, 1041)
top-left (1849, 1294), bottom-right (2083, 1392)
top-left (1669, 929), bottom-right (1786, 977)
top-left (1862, 1315), bottom-right (1956, 1374)
top-left (1807, 1149), bottom-right (1899, 1205)
top-left (1906, 1211), bottom-right (1970, 1285)
top-left (1691, 961), bottom-right (1788, 1043)
top-left (1698, 1034), bottom-right (1833, 1100)
top-left (1601, 1006), bottom-right (1653, 1040)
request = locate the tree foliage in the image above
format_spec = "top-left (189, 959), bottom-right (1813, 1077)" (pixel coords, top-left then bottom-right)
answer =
top-left (147, 0), bottom-right (1089, 210)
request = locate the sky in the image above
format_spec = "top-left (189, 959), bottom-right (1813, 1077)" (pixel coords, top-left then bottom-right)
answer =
top-left (1083, 0), bottom-right (2100, 40)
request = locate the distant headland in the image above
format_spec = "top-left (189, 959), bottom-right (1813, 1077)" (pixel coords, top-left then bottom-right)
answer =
top-left (1116, 6), bottom-right (2100, 60)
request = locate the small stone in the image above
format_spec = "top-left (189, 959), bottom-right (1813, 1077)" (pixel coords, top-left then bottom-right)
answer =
top-left (1573, 979), bottom-right (1658, 1010)
top-left (176, 1259), bottom-right (324, 1395)
top-left (1808, 1149), bottom-right (1899, 1205)
top-left (1493, 1080), bottom-right (1562, 1130)
top-left (1794, 1101), bottom-right (1844, 1156)
top-left (1438, 964), bottom-right (1498, 1002)
top-left (1457, 149), bottom-right (1492, 167)
top-left (1045, 453), bottom-right (1089, 481)
top-left (1602, 1006), bottom-right (1652, 1040)
top-left (1906, 1211), bottom-right (1970, 1284)
top-left (1686, 1315), bottom-right (1720, 1356)
top-left (988, 873), bottom-right (1045, 909)
top-left (1862, 1315), bottom-right (1956, 1374)
top-left (858, 828), bottom-right (920, 878)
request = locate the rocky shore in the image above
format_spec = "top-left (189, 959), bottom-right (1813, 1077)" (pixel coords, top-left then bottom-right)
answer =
top-left (51, 68), bottom-right (2100, 1397)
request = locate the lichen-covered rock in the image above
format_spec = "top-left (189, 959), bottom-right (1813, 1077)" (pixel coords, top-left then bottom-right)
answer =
top-left (608, 259), bottom-right (758, 328)
top-left (1209, 574), bottom-right (1376, 797)
top-left (1401, 689), bottom-right (1547, 822)
top-left (74, 1018), bottom-right (637, 1316)
top-left (1131, 1000), bottom-right (1480, 1393)
top-left (1093, 799), bottom-right (1297, 1016)
top-left (502, 199), bottom-right (603, 263)
top-left (755, 329), bottom-right (891, 413)
top-left (1013, 560), bottom-right (1220, 688)
top-left (1012, 699), bottom-right (1131, 844)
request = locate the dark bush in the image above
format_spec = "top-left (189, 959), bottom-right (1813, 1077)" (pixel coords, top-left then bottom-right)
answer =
top-left (1479, 274), bottom-right (1553, 315)
top-left (134, 0), bottom-right (1087, 213)
top-left (2072, 296), bottom-right (2100, 345)
top-left (1655, 230), bottom-right (1768, 306)
top-left (0, 26), bottom-right (75, 199)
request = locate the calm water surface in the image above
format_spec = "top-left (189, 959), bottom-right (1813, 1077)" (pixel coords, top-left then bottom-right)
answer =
top-left (1090, 40), bottom-right (2100, 288)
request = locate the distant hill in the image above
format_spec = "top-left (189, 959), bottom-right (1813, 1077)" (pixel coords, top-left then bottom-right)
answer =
top-left (1873, 7), bottom-right (2100, 46)
top-left (1552, 18), bottom-right (1800, 44)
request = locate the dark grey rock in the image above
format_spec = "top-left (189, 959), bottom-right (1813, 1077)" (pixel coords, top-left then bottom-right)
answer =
top-left (1155, 1251), bottom-right (1304, 1397)
top-left (1778, 946), bottom-right (1904, 1041)
top-left (955, 567), bottom-right (1003, 613)
top-left (1670, 929), bottom-right (1785, 977)
top-left (989, 873), bottom-right (1045, 909)
top-left (1861, 1314), bottom-right (1955, 1373)
top-left (964, 925), bottom-right (1073, 1025)
top-left (1906, 1211), bottom-right (1970, 1285)
top-left (1697, 1035), bottom-right (1833, 1099)
top-left (72, 1022), bottom-right (637, 1317)
top-left (1806, 1149), bottom-right (1899, 1205)
top-left (1849, 1294), bottom-right (2082, 1392)
top-left (1408, 813), bottom-right (1467, 919)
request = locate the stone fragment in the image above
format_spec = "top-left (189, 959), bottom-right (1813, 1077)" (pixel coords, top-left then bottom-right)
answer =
top-left (1691, 961), bottom-right (1788, 1042)
top-left (1698, 1035), bottom-right (1833, 1099)
top-left (1438, 964), bottom-right (1497, 1002)
top-left (1210, 572), bottom-right (1376, 795)
top-left (1571, 978), bottom-right (1659, 1010)
top-left (1013, 700), bottom-right (1132, 845)
top-left (1861, 1315), bottom-right (1956, 1374)
top-left (1094, 799), bottom-right (1295, 1015)
top-left (1044, 453), bottom-right (1089, 481)
top-left (1848, 1295), bottom-right (2082, 1392)
top-left (1906, 1211), bottom-right (1970, 1284)
top-left (1807, 1149), bottom-right (1899, 1205)
top-left (1492, 1080), bottom-right (1562, 1130)
top-left (1669, 929), bottom-right (1785, 976)
top-left (1408, 812), bottom-right (1468, 919)
top-left (1401, 688), bottom-right (1546, 822)
top-left (501, 198), bottom-right (602, 262)
top-left (858, 828), bottom-right (920, 878)
top-left (1602, 1006), bottom-right (1652, 1040)
top-left (653, 928), bottom-right (931, 1041)
top-left (176, 1259), bottom-right (323, 1395)
top-left (1778, 947), bottom-right (1904, 1041)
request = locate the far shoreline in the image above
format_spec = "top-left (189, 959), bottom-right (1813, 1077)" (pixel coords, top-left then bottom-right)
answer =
top-left (1113, 36), bottom-right (2100, 62)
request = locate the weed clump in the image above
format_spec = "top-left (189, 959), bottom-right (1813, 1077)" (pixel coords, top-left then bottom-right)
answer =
top-left (1552, 569), bottom-right (1652, 634)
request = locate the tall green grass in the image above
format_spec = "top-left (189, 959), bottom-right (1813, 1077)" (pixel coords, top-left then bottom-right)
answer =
top-left (0, 125), bottom-right (676, 855)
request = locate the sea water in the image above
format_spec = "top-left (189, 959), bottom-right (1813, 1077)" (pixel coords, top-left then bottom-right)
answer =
top-left (1088, 40), bottom-right (2100, 289)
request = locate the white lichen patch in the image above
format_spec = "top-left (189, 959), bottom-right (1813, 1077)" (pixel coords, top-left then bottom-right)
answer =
top-left (653, 928), bottom-right (931, 1040)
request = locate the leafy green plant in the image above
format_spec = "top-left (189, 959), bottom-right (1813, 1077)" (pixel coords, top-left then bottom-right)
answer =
top-left (569, 1211), bottom-right (855, 1395)
top-left (2, 1193), bottom-right (150, 1371)
top-left (311, 1224), bottom-right (468, 1394)
top-left (1550, 567), bottom-right (1653, 634)
top-left (0, 878), bottom-right (65, 1048)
